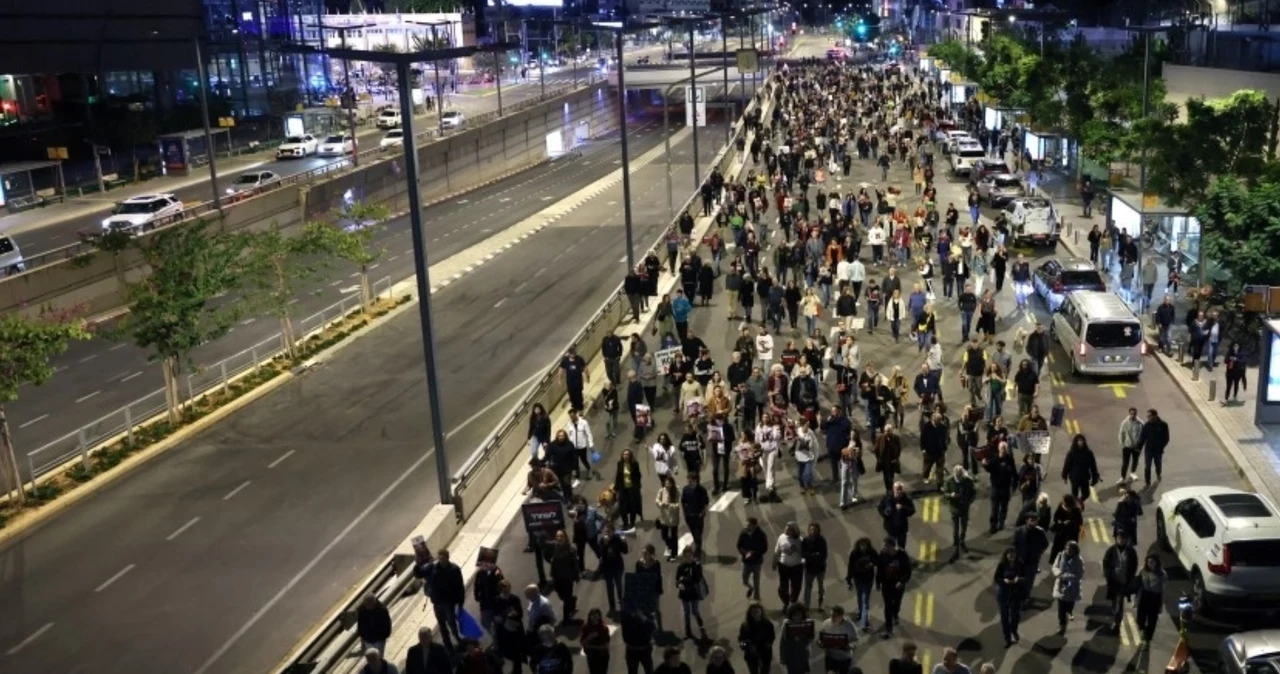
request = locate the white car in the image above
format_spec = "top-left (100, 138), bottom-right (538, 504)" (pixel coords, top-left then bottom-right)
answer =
top-left (441, 110), bottom-right (465, 129)
top-left (949, 141), bottom-right (986, 177)
top-left (276, 134), bottom-right (318, 158)
top-left (0, 235), bottom-right (26, 276)
top-left (939, 129), bottom-right (975, 154)
top-left (380, 129), bottom-right (405, 149)
top-left (101, 194), bottom-right (185, 232)
top-left (1156, 486), bottom-right (1280, 617)
top-left (376, 109), bottom-right (402, 129)
top-left (316, 134), bottom-right (355, 156)
top-left (226, 170), bottom-right (280, 197)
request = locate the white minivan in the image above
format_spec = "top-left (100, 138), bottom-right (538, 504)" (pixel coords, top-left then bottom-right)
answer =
top-left (1049, 290), bottom-right (1145, 377)
top-left (949, 141), bottom-right (986, 177)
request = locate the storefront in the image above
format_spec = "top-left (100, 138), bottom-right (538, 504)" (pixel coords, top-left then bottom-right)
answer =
top-left (1108, 189), bottom-right (1201, 277)
top-left (1023, 130), bottom-right (1077, 174)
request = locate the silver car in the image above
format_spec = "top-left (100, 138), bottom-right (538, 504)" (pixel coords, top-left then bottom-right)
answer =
top-left (976, 173), bottom-right (1026, 206)
top-left (1221, 629), bottom-right (1280, 674)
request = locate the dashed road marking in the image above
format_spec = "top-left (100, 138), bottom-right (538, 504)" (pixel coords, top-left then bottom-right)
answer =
top-left (223, 480), bottom-right (252, 501)
top-left (18, 414), bottom-right (49, 429)
top-left (108, 343), bottom-right (127, 351)
top-left (494, 298), bottom-right (508, 309)
top-left (167, 517), bottom-right (201, 541)
top-left (6, 622), bottom-right (54, 655)
top-left (75, 391), bottom-right (100, 403)
top-left (121, 371), bottom-right (143, 383)
top-left (94, 564), bottom-right (136, 593)
top-left (268, 450), bottom-right (296, 469)
top-left (78, 354), bottom-right (97, 363)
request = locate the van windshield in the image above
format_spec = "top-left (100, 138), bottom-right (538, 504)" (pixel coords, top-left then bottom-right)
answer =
top-left (1086, 322), bottom-right (1142, 348)
top-left (958, 148), bottom-right (985, 158)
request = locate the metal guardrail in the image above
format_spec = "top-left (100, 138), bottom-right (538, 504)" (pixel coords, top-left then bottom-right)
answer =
top-left (23, 276), bottom-right (395, 487)
top-left (6, 84), bottom-right (590, 276)
top-left (280, 76), bottom-right (780, 674)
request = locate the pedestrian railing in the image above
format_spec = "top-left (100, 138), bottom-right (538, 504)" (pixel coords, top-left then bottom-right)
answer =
top-left (6, 83), bottom-right (590, 276)
top-left (23, 276), bottom-right (395, 488)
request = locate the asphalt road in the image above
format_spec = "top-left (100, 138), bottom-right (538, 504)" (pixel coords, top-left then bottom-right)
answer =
top-left (5, 44), bottom-right (676, 257)
top-left (7, 112), bottom-right (677, 477)
top-left (0, 109), bottom-right (728, 673)
top-left (477, 141), bottom-right (1244, 674)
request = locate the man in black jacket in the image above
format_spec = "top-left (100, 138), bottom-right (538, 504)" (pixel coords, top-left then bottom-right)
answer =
top-left (920, 412), bottom-right (949, 487)
top-left (602, 333), bottom-right (624, 385)
top-left (957, 284), bottom-right (978, 343)
top-left (876, 536), bottom-right (913, 637)
top-left (622, 608), bottom-right (656, 674)
top-left (416, 549), bottom-right (465, 650)
top-left (356, 594), bottom-right (392, 656)
top-left (1136, 408), bottom-right (1170, 486)
top-left (1024, 322), bottom-right (1050, 379)
top-left (985, 441), bottom-right (1017, 532)
top-left (404, 627), bottom-right (451, 674)
top-left (1102, 532), bottom-right (1139, 632)
top-left (737, 517), bottom-right (768, 600)
top-left (1012, 512), bottom-right (1049, 607)
top-left (473, 563), bottom-right (506, 635)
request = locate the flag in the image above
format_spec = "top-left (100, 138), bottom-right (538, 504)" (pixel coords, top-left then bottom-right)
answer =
top-left (458, 606), bottom-right (485, 640)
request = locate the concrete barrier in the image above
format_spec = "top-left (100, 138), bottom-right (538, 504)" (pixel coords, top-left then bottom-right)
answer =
top-left (0, 84), bottom-right (616, 320)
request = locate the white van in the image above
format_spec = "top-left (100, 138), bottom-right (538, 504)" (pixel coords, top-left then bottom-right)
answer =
top-left (1049, 290), bottom-right (1145, 377)
top-left (949, 141), bottom-right (985, 177)
top-left (1006, 196), bottom-right (1060, 248)
top-left (0, 235), bottom-right (26, 276)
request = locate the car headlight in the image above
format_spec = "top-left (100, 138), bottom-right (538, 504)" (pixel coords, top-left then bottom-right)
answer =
top-left (102, 218), bottom-right (112, 227)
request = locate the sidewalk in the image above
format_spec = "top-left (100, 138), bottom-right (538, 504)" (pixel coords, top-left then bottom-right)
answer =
top-left (0, 155), bottom-right (267, 238)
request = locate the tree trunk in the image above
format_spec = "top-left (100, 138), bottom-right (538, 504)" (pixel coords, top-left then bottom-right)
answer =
top-left (359, 266), bottom-right (374, 315)
top-left (0, 405), bottom-right (27, 506)
top-left (280, 314), bottom-right (297, 361)
top-left (162, 356), bottom-right (182, 425)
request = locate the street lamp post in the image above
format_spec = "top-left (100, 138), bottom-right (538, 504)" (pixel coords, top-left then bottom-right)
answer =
top-left (193, 38), bottom-right (222, 212)
top-left (689, 22), bottom-right (701, 190)
top-left (664, 66), bottom-right (729, 222)
top-left (321, 22), bottom-right (378, 167)
top-left (616, 31), bottom-right (636, 269)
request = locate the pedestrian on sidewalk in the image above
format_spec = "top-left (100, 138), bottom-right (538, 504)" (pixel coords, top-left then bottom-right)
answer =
top-left (875, 536), bottom-right (912, 638)
top-left (994, 546), bottom-right (1026, 647)
top-left (738, 603), bottom-right (777, 674)
top-left (1224, 343), bottom-right (1248, 403)
top-left (1102, 532), bottom-right (1139, 633)
top-left (1117, 407), bottom-right (1143, 484)
top-left (1134, 554), bottom-right (1168, 645)
top-left (1135, 408), bottom-right (1169, 486)
top-left (986, 442), bottom-right (1018, 532)
top-left (1051, 540), bottom-right (1084, 635)
top-left (801, 523), bottom-right (830, 608)
top-left (943, 465), bottom-right (977, 562)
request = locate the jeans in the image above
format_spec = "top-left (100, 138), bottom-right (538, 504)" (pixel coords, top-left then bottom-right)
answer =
top-left (1110, 590), bottom-right (1129, 626)
top-left (1120, 447), bottom-right (1141, 477)
top-left (803, 567), bottom-right (826, 607)
top-left (606, 409), bottom-right (618, 437)
top-left (1057, 598), bottom-right (1076, 627)
top-left (605, 358), bottom-right (622, 385)
top-left (866, 305), bottom-right (879, 332)
top-left (682, 600), bottom-right (704, 632)
top-left (997, 588), bottom-right (1022, 642)
top-left (961, 310), bottom-right (974, 342)
top-left (797, 460), bottom-right (815, 489)
top-left (952, 514), bottom-right (970, 550)
top-left (1208, 340), bottom-right (1220, 368)
top-left (1144, 451), bottom-right (1164, 483)
top-left (805, 315), bottom-right (817, 336)
top-left (854, 582), bottom-right (873, 629)
top-left (1158, 324), bottom-right (1172, 353)
top-left (916, 330), bottom-right (929, 352)
top-left (819, 284), bottom-right (831, 307)
top-left (603, 570), bottom-right (624, 611)
top-left (778, 563), bottom-right (803, 605)
top-left (433, 602), bottom-right (461, 647)
top-left (839, 461), bottom-right (861, 505)
top-left (890, 318), bottom-right (901, 341)
top-left (529, 437), bottom-right (545, 460)
top-left (743, 562), bottom-right (763, 597)
top-left (625, 648), bottom-right (654, 674)
top-left (984, 394), bottom-right (1004, 424)
top-left (990, 493), bottom-right (1011, 529)
top-left (685, 515), bottom-right (706, 556)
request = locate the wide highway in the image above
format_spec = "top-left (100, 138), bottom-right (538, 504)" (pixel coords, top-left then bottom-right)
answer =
top-left (0, 104), bottom-right (730, 674)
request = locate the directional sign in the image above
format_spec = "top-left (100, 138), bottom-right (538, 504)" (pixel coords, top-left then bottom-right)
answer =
top-left (685, 86), bottom-right (706, 128)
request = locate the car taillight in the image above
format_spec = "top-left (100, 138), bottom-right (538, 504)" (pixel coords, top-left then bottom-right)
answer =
top-left (1140, 342), bottom-right (1148, 356)
top-left (1078, 342), bottom-right (1087, 357)
top-left (1053, 281), bottom-right (1064, 293)
top-left (1208, 545), bottom-right (1233, 576)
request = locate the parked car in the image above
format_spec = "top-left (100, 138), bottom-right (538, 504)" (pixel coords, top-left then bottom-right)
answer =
top-left (376, 108), bottom-right (402, 129)
top-left (317, 134), bottom-right (355, 156)
top-left (226, 170), bottom-right (280, 197)
top-left (948, 140), bottom-right (986, 177)
top-left (0, 235), bottom-right (26, 276)
top-left (972, 158), bottom-right (1011, 181)
top-left (1006, 196), bottom-right (1060, 248)
top-left (276, 134), bottom-right (318, 159)
top-left (441, 110), bottom-right (465, 129)
top-left (1220, 629), bottom-right (1280, 674)
top-left (975, 173), bottom-right (1025, 206)
top-left (1031, 257), bottom-right (1106, 313)
top-left (380, 129), bottom-right (405, 148)
top-left (101, 194), bottom-right (185, 232)
top-left (1157, 486), bottom-right (1280, 617)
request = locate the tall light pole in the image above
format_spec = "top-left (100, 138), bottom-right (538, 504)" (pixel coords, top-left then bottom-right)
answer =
top-left (320, 22), bottom-right (377, 167)
top-left (409, 19), bottom-right (458, 136)
top-left (286, 40), bottom-right (519, 504)
top-left (664, 65), bottom-right (730, 223)
top-left (193, 38), bottom-right (222, 212)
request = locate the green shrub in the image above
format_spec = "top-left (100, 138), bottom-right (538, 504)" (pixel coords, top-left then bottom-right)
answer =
top-left (65, 464), bottom-right (94, 483)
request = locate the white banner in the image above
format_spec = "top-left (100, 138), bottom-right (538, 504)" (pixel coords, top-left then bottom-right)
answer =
top-left (686, 86), bottom-right (706, 127)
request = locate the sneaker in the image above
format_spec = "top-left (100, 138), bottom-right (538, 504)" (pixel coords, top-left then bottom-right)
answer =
top-left (572, 479), bottom-right (582, 489)
top-left (1115, 477), bottom-right (1126, 486)
top-left (1129, 473), bottom-right (1138, 482)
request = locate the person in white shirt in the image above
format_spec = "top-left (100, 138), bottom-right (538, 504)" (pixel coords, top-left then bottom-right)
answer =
top-left (524, 584), bottom-right (557, 632)
top-left (818, 606), bottom-right (859, 671)
top-left (794, 423), bottom-right (818, 494)
top-left (567, 408), bottom-right (595, 483)
top-left (755, 327), bottom-right (775, 374)
top-left (848, 257), bottom-right (866, 300)
top-left (775, 522), bottom-right (804, 605)
top-left (757, 414), bottom-right (782, 494)
top-left (1117, 407), bottom-right (1144, 485)
top-left (867, 223), bottom-right (887, 265)
top-left (836, 258), bottom-right (854, 294)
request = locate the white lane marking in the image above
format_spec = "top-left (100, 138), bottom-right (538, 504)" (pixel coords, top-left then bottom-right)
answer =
top-left (339, 286), bottom-right (361, 294)
top-left (109, 343), bottom-right (127, 351)
top-left (222, 480), bottom-right (252, 501)
top-left (192, 369), bottom-right (547, 674)
top-left (618, 256), bottom-right (627, 263)
top-left (710, 491), bottom-right (737, 513)
top-left (267, 450), bottom-right (296, 469)
top-left (121, 371), bottom-right (143, 383)
top-left (18, 414), bottom-right (49, 429)
top-left (389, 255), bottom-right (400, 261)
top-left (75, 391), bottom-right (100, 403)
top-left (329, 280), bottom-right (343, 287)
top-left (514, 281), bottom-right (529, 293)
top-left (349, 272), bottom-right (360, 278)
top-left (6, 622), bottom-right (54, 655)
top-left (94, 564), bottom-right (136, 593)
top-left (534, 267), bottom-right (547, 277)
top-left (493, 298), bottom-right (507, 309)
top-left (241, 318), bottom-right (256, 325)
top-left (78, 354), bottom-right (97, 363)
top-left (167, 517), bottom-right (201, 541)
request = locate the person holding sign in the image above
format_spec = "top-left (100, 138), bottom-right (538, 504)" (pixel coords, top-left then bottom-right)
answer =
top-left (779, 602), bottom-right (815, 674)
top-left (818, 606), bottom-right (860, 674)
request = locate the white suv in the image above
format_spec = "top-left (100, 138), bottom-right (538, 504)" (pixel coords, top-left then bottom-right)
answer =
top-left (376, 109), bottom-right (402, 129)
top-left (1157, 486), bottom-right (1280, 617)
top-left (101, 194), bottom-right (185, 232)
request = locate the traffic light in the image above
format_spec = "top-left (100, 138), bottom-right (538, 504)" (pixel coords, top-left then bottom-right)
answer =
top-left (855, 23), bottom-right (868, 39)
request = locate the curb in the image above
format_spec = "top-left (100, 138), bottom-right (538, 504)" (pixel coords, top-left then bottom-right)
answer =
top-left (1150, 350), bottom-right (1259, 488)
top-left (0, 294), bottom-right (419, 545)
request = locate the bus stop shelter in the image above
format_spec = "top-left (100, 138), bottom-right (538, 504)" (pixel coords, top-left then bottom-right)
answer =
top-left (156, 128), bottom-right (230, 177)
top-left (0, 160), bottom-right (65, 213)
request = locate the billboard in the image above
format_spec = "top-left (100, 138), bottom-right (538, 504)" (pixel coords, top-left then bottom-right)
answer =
top-left (686, 86), bottom-right (706, 127)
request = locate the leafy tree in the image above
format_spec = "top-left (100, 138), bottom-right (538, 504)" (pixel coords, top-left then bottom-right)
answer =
top-left (927, 39), bottom-right (983, 81)
top-left (0, 313), bottom-right (90, 504)
top-left (116, 220), bottom-right (253, 424)
top-left (241, 222), bottom-right (347, 361)
top-left (1197, 177), bottom-right (1280, 287)
top-left (306, 201), bottom-right (393, 314)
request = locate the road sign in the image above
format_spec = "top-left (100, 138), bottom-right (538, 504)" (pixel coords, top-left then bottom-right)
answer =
top-left (736, 48), bottom-right (760, 73)
top-left (46, 146), bottom-right (68, 160)
top-left (685, 85), bottom-right (706, 128)
top-left (218, 116), bottom-right (236, 128)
